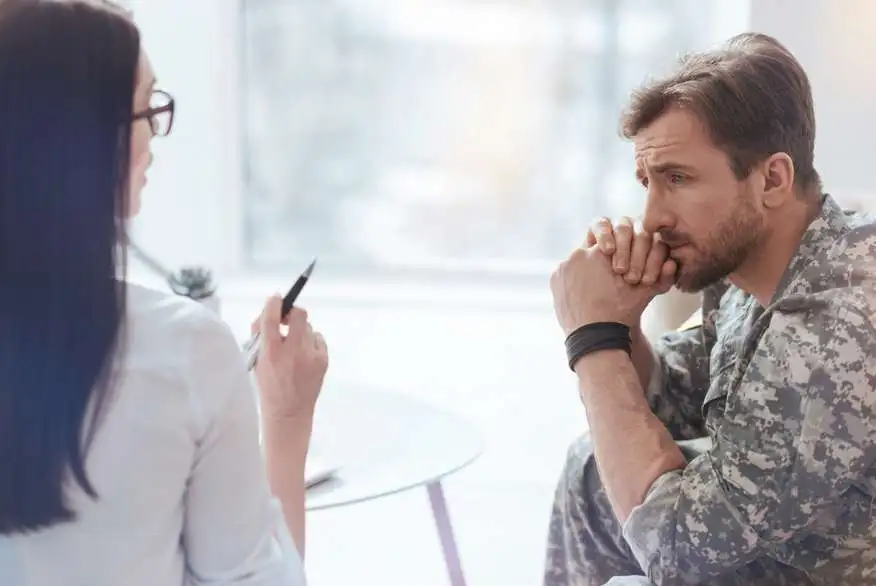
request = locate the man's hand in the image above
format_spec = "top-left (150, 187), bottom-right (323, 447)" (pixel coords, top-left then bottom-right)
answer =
top-left (550, 244), bottom-right (676, 335)
top-left (587, 216), bottom-right (667, 286)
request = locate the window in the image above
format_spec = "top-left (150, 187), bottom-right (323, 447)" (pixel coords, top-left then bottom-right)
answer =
top-left (127, 0), bottom-right (747, 279)
top-left (240, 0), bottom-right (745, 277)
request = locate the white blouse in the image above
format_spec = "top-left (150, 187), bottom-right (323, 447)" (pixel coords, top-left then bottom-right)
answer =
top-left (0, 283), bottom-right (306, 586)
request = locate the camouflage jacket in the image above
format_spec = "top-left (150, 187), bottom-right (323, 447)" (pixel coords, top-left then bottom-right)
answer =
top-left (623, 194), bottom-right (876, 585)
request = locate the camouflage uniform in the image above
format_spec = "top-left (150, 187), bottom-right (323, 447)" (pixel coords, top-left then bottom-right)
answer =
top-left (544, 195), bottom-right (876, 586)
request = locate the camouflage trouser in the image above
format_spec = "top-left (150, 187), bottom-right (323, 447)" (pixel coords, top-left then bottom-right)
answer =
top-left (543, 434), bottom-right (813, 586)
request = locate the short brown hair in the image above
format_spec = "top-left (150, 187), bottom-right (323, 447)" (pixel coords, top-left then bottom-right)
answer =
top-left (621, 32), bottom-right (820, 196)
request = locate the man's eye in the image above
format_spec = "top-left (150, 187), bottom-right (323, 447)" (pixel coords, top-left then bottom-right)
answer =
top-left (669, 173), bottom-right (686, 185)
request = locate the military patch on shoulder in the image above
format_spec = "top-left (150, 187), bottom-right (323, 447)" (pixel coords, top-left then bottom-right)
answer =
top-left (678, 308), bottom-right (703, 332)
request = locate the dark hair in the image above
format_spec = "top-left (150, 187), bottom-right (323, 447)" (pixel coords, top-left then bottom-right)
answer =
top-left (0, 0), bottom-right (139, 534)
top-left (620, 32), bottom-right (820, 196)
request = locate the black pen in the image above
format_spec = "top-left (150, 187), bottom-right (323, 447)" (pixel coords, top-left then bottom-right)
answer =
top-left (243, 258), bottom-right (316, 370)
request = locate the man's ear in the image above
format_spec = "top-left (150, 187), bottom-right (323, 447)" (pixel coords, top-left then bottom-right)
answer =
top-left (758, 152), bottom-right (795, 209)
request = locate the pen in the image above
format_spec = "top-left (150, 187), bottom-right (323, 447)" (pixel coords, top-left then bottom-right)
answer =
top-left (243, 258), bottom-right (316, 370)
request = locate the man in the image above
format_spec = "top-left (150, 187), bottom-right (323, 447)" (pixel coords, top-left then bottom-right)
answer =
top-left (546, 32), bottom-right (876, 586)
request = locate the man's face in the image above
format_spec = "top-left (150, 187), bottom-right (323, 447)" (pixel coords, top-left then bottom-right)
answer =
top-left (635, 106), bottom-right (767, 293)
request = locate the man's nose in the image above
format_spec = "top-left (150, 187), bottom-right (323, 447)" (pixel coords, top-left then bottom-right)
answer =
top-left (641, 186), bottom-right (674, 235)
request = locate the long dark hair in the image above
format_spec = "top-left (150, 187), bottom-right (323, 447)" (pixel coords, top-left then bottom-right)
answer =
top-left (0, 0), bottom-right (140, 534)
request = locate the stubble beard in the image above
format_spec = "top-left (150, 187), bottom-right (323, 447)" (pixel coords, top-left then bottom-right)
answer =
top-left (672, 197), bottom-right (765, 294)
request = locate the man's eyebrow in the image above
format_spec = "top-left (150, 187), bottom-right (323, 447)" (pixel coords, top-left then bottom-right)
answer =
top-left (638, 162), bottom-right (697, 177)
top-left (655, 162), bottom-right (696, 173)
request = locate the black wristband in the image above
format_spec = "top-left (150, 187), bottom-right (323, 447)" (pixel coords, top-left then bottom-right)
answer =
top-left (565, 322), bottom-right (632, 371)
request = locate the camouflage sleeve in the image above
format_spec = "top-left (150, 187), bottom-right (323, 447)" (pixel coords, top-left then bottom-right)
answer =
top-left (645, 282), bottom-right (728, 441)
top-left (645, 325), bottom-right (711, 440)
top-left (622, 295), bottom-right (876, 585)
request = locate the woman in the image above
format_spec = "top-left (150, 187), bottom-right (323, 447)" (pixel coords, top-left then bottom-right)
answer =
top-left (0, 1), bottom-right (327, 585)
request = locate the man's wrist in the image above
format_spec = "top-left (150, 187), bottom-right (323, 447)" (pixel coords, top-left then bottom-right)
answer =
top-left (573, 347), bottom-right (631, 377)
top-left (566, 317), bottom-right (642, 334)
top-left (565, 321), bottom-right (634, 371)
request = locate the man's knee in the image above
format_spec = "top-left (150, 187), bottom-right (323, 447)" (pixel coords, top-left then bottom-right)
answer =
top-left (553, 433), bottom-right (602, 514)
top-left (602, 577), bottom-right (653, 585)
top-left (557, 433), bottom-right (594, 487)
top-left (547, 433), bottom-right (648, 584)
top-left (565, 433), bottom-right (594, 467)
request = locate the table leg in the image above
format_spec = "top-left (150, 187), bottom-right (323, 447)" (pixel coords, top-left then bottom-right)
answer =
top-left (427, 481), bottom-right (468, 586)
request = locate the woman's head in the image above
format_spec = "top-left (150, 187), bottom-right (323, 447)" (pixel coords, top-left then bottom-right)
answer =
top-left (130, 51), bottom-right (155, 215)
top-left (130, 51), bottom-right (175, 215)
top-left (0, 0), bottom-right (145, 534)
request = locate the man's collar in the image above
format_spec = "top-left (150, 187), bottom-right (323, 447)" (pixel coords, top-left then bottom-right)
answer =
top-left (770, 193), bottom-right (850, 303)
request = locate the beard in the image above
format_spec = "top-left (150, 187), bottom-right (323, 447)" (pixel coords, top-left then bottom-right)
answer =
top-left (662, 195), bottom-right (765, 293)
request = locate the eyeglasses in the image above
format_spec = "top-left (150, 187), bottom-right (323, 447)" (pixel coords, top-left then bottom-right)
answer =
top-left (132, 89), bottom-right (174, 137)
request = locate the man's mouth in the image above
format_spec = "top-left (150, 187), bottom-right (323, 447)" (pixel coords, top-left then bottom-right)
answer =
top-left (669, 243), bottom-right (693, 258)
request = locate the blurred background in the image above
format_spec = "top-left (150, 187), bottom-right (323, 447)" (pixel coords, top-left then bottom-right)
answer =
top-left (122, 1), bottom-right (876, 584)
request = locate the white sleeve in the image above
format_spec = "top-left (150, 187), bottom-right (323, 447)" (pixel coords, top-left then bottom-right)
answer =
top-left (181, 312), bottom-right (306, 586)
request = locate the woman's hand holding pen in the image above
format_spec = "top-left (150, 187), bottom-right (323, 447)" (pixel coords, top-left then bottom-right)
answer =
top-left (253, 293), bottom-right (328, 556)
top-left (252, 294), bottom-right (329, 423)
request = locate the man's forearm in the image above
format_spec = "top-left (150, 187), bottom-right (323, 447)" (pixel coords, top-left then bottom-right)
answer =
top-left (575, 349), bottom-right (686, 522)
top-left (630, 325), bottom-right (657, 391)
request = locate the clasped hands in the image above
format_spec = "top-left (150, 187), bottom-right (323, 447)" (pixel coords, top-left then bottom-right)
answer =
top-left (550, 217), bottom-right (678, 336)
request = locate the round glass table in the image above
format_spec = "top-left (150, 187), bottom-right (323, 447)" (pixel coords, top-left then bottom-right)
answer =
top-left (305, 385), bottom-right (484, 586)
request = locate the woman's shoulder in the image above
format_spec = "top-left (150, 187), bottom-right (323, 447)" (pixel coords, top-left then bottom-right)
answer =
top-left (123, 281), bottom-right (240, 369)
top-left (126, 280), bottom-right (231, 331)
top-left (120, 282), bottom-right (248, 433)
top-left (126, 280), bottom-right (213, 324)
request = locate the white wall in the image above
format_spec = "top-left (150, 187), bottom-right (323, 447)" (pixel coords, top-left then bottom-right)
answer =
top-left (751, 0), bottom-right (876, 209)
top-left (126, 0), bottom-right (244, 276)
